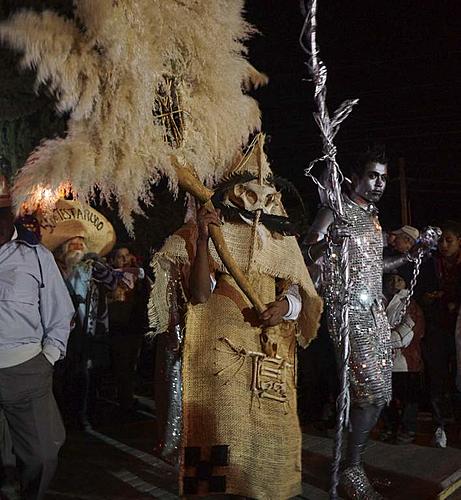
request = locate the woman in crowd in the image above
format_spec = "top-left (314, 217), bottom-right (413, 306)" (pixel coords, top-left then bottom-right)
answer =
top-left (417, 221), bottom-right (461, 447)
top-left (108, 246), bottom-right (150, 415)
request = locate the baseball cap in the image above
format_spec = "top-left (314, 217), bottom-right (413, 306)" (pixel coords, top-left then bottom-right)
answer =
top-left (394, 225), bottom-right (419, 243)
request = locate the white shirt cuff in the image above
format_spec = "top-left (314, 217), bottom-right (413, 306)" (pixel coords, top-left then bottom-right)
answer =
top-left (282, 285), bottom-right (302, 321)
top-left (210, 274), bottom-right (217, 292)
top-left (42, 344), bottom-right (61, 365)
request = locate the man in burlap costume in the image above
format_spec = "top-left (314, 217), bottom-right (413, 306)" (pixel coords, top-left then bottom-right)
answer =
top-left (149, 136), bottom-right (322, 498)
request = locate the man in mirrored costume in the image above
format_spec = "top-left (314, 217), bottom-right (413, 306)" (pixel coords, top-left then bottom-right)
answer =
top-left (305, 148), bottom-right (422, 499)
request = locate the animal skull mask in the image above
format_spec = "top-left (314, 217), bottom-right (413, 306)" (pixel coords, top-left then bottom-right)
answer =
top-left (230, 179), bottom-right (283, 215)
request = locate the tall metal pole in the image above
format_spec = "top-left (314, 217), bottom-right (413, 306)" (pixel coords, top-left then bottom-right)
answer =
top-left (299, 1), bottom-right (358, 497)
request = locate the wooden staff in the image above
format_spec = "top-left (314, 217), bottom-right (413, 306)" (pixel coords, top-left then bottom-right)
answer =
top-left (172, 157), bottom-right (266, 313)
top-left (172, 157), bottom-right (278, 356)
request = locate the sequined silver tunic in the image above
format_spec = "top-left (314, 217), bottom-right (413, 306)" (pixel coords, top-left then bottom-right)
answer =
top-left (326, 197), bottom-right (391, 406)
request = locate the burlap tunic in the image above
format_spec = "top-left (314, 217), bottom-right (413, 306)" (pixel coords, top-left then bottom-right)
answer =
top-left (148, 221), bottom-right (322, 498)
top-left (182, 272), bottom-right (301, 498)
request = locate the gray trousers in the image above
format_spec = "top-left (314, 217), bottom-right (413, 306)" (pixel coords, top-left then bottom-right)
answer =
top-left (0, 353), bottom-right (65, 500)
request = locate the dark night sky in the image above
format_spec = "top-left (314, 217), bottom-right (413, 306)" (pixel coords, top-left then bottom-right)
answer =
top-left (245, 1), bottom-right (461, 229)
top-left (1, 1), bottom-right (460, 237)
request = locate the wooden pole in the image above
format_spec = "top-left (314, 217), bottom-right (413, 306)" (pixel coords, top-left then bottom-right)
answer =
top-left (171, 157), bottom-right (266, 313)
top-left (173, 158), bottom-right (281, 356)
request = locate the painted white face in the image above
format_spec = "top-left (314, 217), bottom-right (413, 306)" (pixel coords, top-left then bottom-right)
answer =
top-left (231, 180), bottom-right (282, 215)
top-left (352, 162), bottom-right (388, 203)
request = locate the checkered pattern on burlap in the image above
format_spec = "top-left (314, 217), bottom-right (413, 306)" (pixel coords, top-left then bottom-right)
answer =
top-left (180, 273), bottom-right (302, 499)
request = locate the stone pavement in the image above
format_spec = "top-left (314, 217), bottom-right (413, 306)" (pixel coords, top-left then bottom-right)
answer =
top-left (2, 396), bottom-right (461, 499)
top-left (301, 432), bottom-right (461, 500)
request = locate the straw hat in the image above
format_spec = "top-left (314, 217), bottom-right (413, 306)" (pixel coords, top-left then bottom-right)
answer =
top-left (0, 175), bottom-right (12, 208)
top-left (38, 199), bottom-right (116, 256)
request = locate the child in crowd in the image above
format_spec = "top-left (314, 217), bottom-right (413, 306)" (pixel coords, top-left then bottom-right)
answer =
top-left (382, 272), bottom-right (425, 444)
top-left (384, 225), bottom-right (420, 285)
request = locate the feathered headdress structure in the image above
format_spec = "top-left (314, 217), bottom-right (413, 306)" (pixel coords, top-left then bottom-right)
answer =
top-left (0, 1), bottom-right (267, 226)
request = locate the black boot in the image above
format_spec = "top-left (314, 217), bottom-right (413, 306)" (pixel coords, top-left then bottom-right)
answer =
top-left (341, 404), bottom-right (385, 500)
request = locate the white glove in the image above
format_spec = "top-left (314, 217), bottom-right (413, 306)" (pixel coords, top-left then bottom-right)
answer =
top-left (390, 317), bottom-right (414, 349)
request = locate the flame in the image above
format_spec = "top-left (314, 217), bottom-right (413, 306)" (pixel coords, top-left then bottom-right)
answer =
top-left (21, 182), bottom-right (76, 214)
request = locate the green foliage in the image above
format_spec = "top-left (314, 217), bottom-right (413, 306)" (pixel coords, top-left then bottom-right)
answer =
top-left (0, 0), bottom-right (72, 178)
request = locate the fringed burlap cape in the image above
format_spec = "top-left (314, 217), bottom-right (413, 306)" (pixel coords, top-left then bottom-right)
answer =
top-left (149, 221), bottom-right (322, 498)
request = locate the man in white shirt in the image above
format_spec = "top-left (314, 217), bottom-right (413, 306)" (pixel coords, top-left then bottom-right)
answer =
top-left (0, 176), bottom-right (74, 500)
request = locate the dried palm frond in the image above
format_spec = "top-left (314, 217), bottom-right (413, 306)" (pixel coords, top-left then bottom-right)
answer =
top-left (0, 10), bottom-right (100, 118)
top-left (243, 62), bottom-right (269, 90)
top-left (0, 1), bottom-right (264, 227)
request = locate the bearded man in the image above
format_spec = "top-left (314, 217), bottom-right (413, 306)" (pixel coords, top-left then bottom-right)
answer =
top-left (149, 135), bottom-right (322, 498)
top-left (39, 200), bottom-right (117, 430)
top-left (58, 236), bottom-right (87, 273)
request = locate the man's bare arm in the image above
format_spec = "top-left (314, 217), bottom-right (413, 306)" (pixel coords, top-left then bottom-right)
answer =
top-left (189, 207), bottom-right (221, 304)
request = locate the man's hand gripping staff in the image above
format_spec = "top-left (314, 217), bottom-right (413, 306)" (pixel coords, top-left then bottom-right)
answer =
top-left (172, 157), bottom-right (285, 357)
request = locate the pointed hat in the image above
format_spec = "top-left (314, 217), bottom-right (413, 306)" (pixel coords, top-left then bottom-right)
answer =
top-left (229, 133), bottom-right (273, 183)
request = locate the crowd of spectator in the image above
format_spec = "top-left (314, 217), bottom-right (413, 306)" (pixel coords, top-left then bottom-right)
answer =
top-left (0, 183), bottom-right (153, 499)
top-left (301, 221), bottom-right (461, 449)
top-left (2, 169), bottom-right (461, 498)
